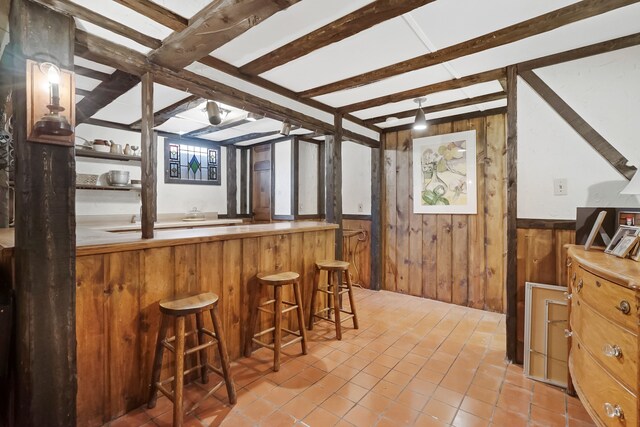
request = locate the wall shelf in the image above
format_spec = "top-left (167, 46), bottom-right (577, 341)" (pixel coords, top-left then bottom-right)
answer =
top-left (76, 184), bottom-right (141, 192)
top-left (75, 149), bottom-right (141, 162)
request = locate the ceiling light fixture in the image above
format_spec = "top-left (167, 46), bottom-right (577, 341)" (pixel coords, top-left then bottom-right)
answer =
top-left (206, 100), bottom-right (222, 125)
top-left (246, 112), bottom-right (262, 122)
top-left (280, 120), bottom-right (292, 136)
top-left (413, 97), bottom-right (427, 131)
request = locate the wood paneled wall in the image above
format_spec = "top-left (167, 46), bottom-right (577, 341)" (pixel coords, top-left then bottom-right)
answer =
top-left (516, 227), bottom-right (575, 363)
top-left (343, 218), bottom-right (371, 289)
top-left (382, 114), bottom-right (507, 312)
top-left (74, 230), bottom-right (334, 426)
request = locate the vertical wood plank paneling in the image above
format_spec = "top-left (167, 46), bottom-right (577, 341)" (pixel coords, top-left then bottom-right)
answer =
top-left (485, 114), bottom-right (506, 312)
top-left (258, 235), bottom-right (278, 340)
top-left (302, 232), bottom-right (317, 320)
top-left (436, 215), bottom-right (453, 303)
top-left (76, 255), bottom-right (106, 427)
top-left (222, 239), bottom-right (242, 360)
top-left (408, 132), bottom-right (424, 297)
top-left (468, 117), bottom-right (487, 309)
top-left (383, 132), bottom-right (398, 291)
top-left (106, 251), bottom-right (142, 417)
top-left (342, 219), bottom-right (371, 289)
top-left (240, 238), bottom-right (259, 358)
top-left (555, 230), bottom-right (576, 286)
top-left (395, 130), bottom-right (411, 294)
top-left (451, 215), bottom-right (469, 306)
top-left (422, 214), bottom-right (438, 300)
top-left (290, 232), bottom-right (305, 331)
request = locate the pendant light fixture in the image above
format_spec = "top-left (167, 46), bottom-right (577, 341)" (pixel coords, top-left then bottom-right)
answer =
top-left (280, 120), bottom-right (292, 136)
top-left (413, 97), bottom-right (427, 130)
top-left (206, 100), bottom-right (222, 125)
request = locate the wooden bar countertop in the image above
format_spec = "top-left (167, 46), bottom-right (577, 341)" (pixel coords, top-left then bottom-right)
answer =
top-left (0, 221), bottom-right (338, 256)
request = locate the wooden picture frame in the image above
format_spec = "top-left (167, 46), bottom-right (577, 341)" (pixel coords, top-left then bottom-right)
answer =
top-left (612, 235), bottom-right (639, 258)
top-left (584, 210), bottom-right (608, 250)
top-left (605, 225), bottom-right (640, 255)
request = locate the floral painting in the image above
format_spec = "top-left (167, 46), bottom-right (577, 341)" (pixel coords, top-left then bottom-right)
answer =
top-left (412, 130), bottom-right (477, 214)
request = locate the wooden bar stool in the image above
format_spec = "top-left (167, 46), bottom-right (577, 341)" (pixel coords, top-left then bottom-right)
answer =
top-left (244, 271), bottom-right (308, 372)
top-left (309, 260), bottom-right (359, 340)
top-left (148, 292), bottom-right (236, 427)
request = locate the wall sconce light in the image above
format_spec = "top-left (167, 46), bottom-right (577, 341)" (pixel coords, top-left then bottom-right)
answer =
top-left (26, 59), bottom-right (75, 145)
top-left (206, 100), bottom-right (222, 125)
top-left (413, 97), bottom-right (428, 130)
top-left (280, 120), bottom-right (292, 136)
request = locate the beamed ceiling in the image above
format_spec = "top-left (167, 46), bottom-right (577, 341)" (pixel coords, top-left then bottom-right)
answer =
top-left (26, 0), bottom-right (640, 147)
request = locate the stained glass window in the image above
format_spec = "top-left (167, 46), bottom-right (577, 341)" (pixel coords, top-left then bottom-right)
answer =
top-left (164, 138), bottom-right (221, 185)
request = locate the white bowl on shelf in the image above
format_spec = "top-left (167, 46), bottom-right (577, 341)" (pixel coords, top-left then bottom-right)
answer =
top-left (93, 145), bottom-right (111, 153)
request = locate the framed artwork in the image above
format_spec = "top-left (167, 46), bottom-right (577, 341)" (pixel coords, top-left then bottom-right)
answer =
top-left (164, 138), bottom-right (221, 186)
top-left (604, 225), bottom-right (640, 254)
top-left (412, 130), bottom-right (477, 214)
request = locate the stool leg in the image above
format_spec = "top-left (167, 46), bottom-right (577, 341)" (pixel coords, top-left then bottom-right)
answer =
top-left (173, 315), bottom-right (186, 427)
top-left (332, 271), bottom-right (342, 340)
top-left (308, 267), bottom-right (320, 330)
top-left (210, 305), bottom-right (237, 405)
top-left (345, 269), bottom-right (359, 329)
top-left (292, 281), bottom-right (308, 355)
top-left (244, 283), bottom-right (259, 357)
top-left (273, 285), bottom-right (283, 372)
top-left (148, 313), bottom-right (169, 408)
top-left (327, 270), bottom-right (334, 321)
top-left (195, 312), bottom-right (209, 384)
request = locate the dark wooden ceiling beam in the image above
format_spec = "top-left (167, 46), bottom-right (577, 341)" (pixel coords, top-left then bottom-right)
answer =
top-left (74, 30), bottom-right (340, 136)
top-left (185, 119), bottom-right (251, 138)
top-left (520, 70), bottom-right (636, 180)
top-left (363, 91), bottom-right (506, 125)
top-left (339, 68), bottom-right (506, 113)
top-left (149, 0), bottom-right (299, 70)
top-left (74, 65), bottom-right (110, 81)
top-left (75, 87), bottom-right (92, 97)
top-left (112, 0), bottom-right (188, 31)
top-left (129, 94), bottom-right (204, 129)
top-left (518, 31), bottom-right (640, 71)
top-left (382, 106), bottom-right (507, 132)
top-left (75, 69), bottom-right (140, 124)
top-left (216, 130), bottom-right (281, 145)
top-left (239, 0), bottom-right (436, 75)
top-left (29, 0), bottom-right (162, 49)
top-left (300, 0), bottom-right (640, 98)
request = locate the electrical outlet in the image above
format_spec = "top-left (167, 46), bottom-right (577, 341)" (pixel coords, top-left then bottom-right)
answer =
top-left (554, 178), bottom-right (568, 196)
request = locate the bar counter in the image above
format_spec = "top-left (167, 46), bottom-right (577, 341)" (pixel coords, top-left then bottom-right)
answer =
top-left (0, 221), bottom-right (337, 426)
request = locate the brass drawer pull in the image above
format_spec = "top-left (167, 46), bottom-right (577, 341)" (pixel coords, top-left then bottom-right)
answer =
top-left (566, 258), bottom-right (572, 267)
top-left (564, 292), bottom-right (572, 300)
top-left (604, 403), bottom-right (624, 419)
top-left (564, 329), bottom-right (572, 338)
top-left (575, 279), bottom-right (583, 293)
top-left (615, 300), bottom-right (631, 315)
top-left (602, 344), bottom-right (622, 358)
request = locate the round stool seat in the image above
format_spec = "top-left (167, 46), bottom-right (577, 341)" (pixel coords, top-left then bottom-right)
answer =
top-left (316, 260), bottom-right (350, 271)
top-left (257, 271), bottom-right (299, 285)
top-left (159, 292), bottom-right (219, 316)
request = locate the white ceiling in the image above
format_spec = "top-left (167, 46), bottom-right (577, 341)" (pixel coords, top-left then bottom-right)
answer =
top-left (69, 0), bottom-right (640, 146)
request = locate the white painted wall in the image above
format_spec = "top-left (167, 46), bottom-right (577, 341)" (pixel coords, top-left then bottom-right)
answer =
top-left (342, 141), bottom-right (371, 215)
top-left (273, 139), bottom-right (292, 216)
top-left (75, 123), bottom-right (227, 216)
top-left (518, 45), bottom-right (640, 220)
top-left (298, 140), bottom-right (319, 215)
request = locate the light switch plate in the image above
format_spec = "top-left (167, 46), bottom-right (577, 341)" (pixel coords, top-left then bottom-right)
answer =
top-left (554, 178), bottom-right (568, 196)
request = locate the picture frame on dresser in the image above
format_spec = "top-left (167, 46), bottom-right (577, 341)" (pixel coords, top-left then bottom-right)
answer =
top-left (604, 225), bottom-right (640, 255)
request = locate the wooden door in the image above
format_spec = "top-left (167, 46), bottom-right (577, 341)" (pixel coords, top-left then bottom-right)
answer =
top-left (252, 145), bottom-right (271, 222)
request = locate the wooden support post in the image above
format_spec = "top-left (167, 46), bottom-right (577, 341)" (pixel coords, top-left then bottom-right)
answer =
top-left (140, 72), bottom-right (156, 238)
top-left (370, 141), bottom-right (382, 291)
top-left (506, 65), bottom-right (518, 363)
top-left (326, 114), bottom-right (343, 260)
top-left (240, 148), bottom-right (248, 215)
top-left (227, 145), bottom-right (237, 218)
top-left (10, 1), bottom-right (76, 425)
top-left (292, 136), bottom-right (299, 218)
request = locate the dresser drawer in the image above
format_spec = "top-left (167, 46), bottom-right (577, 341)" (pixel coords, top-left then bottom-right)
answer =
top-left (576, 267), bottom-right (638, 331)
top-left (570, 335), bottom-right (637, 427)
top-left (571, 295), bottom-right (637, 393)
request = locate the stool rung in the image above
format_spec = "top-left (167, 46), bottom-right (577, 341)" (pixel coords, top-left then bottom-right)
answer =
top-left (282, 327), bottom-right (301, 336)
top-left (184, 339), bottom-right (216, 356)
top-left (257, 307), bottom-right (274, 315)
top-left (252, 335), bottom-right (303, 350)
top-left (254, 326), bottom-right (276, 338)
top-left (200, 328), bottom-right (217, 340)
top-left (281, 305), bottom-right (299, 314)
top-left (155, 383), bottom-right (174, 402)
top-left (205, 363), bottom-right (224, 378)
top-left (161, 341), bottom-right (175, 353)
top-left (312, 312), bottom-right (355, 324)
top-left (186, 380), bottom-right (225, 415)
top-left (259, 299), bottom-right (276, 307)
top-left (164, 329), bottom-right (198, 344)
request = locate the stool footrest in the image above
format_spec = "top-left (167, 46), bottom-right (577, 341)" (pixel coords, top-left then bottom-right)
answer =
top-left (155, 383), bottom-right (174, 403)
top-left (312, 311), bottom-right (355, 324)
top-left (184, 339), bottom-right (216, 356)
top-left (254, 326), bottom-right (276, 338)
top-left (281, 304), bottom-right (299, 314)
top-left (252, 335), bottom-right (303, 351)
top-left (186, 379), bottom-right (225, 415)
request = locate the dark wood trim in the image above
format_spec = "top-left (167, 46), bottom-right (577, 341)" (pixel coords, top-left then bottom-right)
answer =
top-left (296, 214), bottom-right (325, 220)
top-left (149, 1), bottom-right (297, 69)
top-left (129, 94), bottom-right (203, 130)
top-left (248, 147), bottom-right (254, 218)
top-left (238, 135), bottom-right (293, 148)
top-left (364, 92), bottom-right (506, 125)
top-left (239, 0), bottom-right (435, 75)
top-left (292, 136), bottom-right (299, 218)
top-left (11, 2), bottom-right (76, 425)
top-left (519, 70), bottom-right (636, 180)
top-left (506, 65), bottom-right (518, 363)
top-left (270, 140), bottom-right (276, 220)
top-left (272, 214), bottom-right (295, 221)
top-left (326, 114), bottom-right (344, 259)
top-left (339, 68), bottom-right (506, 113)
top-left (343, 214), bottom-right (373, 221)
top-left (112, 0), bottom-right (188, 32)
top-left (300, 0), bottom-right (639, 98)
top-left (183, 119), bottom-right (250, 138)
top-left (74, 64), bottom-right (110, 81)
top-left (518, 32), bottom-right (640, 72)
top-left (31, 0), bottom-right (162, 49)
top-left (240, 148), bottom-right (248, 215)
top-left (226, 145), bottom-right (238, 218)
top-left (318, 141), bottom-right (325, 217)
top-left (383, 107), bottom-right (508, 133)
top-left (371, 135), bottom-right (383, 291)
top-left (140, 72), bottom-right (156, 238)
top-left (75, 87), bottom-right (92, 97)
top-left (218, 213), bottom-right (251, 219)
top-left (217, 131), bottom-right (280, 146)
top-left (516, 218), bottom-right (576, 230)
top-left (75, 69), bottom-right (140, 124)
top-left (342, 128), bottom-right (379, 148)
top-left (82, 117), bottom-right (134, 131)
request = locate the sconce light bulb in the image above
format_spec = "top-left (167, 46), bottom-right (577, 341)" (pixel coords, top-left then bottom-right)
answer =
top-left (47, 65), bottom-right (60, 84)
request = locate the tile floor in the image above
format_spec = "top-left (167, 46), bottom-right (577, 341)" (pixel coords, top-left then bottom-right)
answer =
top-left (105, 288), bottom-right (596, 427)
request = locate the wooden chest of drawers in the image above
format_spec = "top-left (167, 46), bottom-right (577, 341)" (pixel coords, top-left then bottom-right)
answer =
top-left (567, 246), bottom-right (640, 427)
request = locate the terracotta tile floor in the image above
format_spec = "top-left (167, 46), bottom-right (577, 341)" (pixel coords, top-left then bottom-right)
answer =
top-left (105, 288), bottom-right (596, 427)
